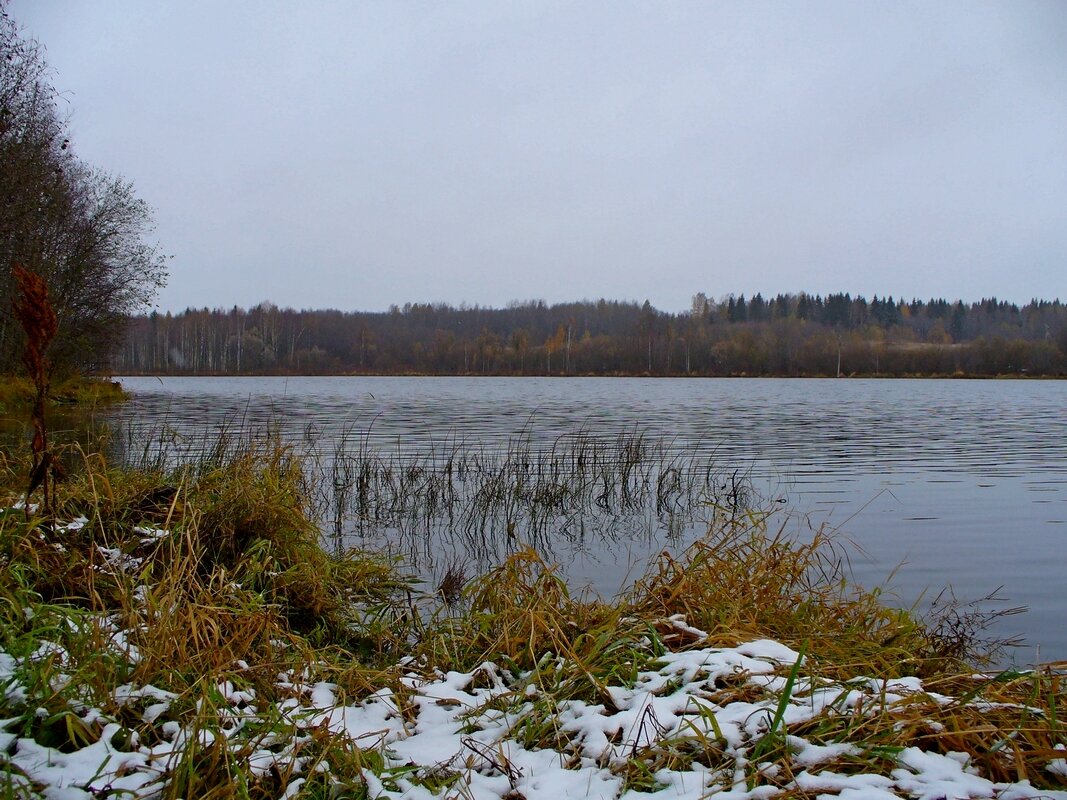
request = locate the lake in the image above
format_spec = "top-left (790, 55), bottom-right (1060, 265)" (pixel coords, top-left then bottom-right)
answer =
top-left (109, 376), bottom-right (1067, 664)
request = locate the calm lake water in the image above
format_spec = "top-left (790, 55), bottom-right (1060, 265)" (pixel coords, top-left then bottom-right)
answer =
top-left (109, 376), bottom-right (1067, 664)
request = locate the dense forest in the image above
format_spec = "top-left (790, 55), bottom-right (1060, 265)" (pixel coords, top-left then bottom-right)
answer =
top-left (117, 293), bottom-right (1067, 377)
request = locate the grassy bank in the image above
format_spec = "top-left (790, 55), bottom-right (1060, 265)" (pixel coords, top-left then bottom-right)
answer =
top-left (0, 376), bottom-right (128, 416)
top-left (1, 443), bottom-right (1064, 798)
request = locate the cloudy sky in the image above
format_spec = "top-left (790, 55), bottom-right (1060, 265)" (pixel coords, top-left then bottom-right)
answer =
top-left (11, 0), bottom-right (1067, 313)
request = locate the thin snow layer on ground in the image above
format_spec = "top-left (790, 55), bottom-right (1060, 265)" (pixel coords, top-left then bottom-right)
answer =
top-left (2, 635), bottom-right (1065, 799)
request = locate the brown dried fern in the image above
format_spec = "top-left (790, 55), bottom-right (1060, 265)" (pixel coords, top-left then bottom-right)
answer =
top-left (11, 264), bottom-right (61, 519)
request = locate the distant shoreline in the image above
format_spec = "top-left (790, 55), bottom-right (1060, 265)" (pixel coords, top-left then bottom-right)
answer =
top-left (111, 371), bottom-right (1066, 380)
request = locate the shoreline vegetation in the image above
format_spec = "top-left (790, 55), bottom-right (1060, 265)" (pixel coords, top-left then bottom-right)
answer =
top-left (0, 377), bottom-right (128, 414)
top-left (1, 438), bottom-right (1064, 799)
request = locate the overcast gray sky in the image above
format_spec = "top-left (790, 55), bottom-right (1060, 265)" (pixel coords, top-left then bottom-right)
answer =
top-left (11, 0), bottom-right (1067, 313)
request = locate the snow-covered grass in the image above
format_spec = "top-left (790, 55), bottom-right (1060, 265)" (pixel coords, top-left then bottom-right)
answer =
top-left (0, 444), bottom-right (1064, 798)
top-left (5, 628), bottom-right (1065, 800)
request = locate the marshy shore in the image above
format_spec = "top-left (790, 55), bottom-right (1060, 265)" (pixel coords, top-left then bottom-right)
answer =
top-left (1, 440), bottom-right (1065, 798)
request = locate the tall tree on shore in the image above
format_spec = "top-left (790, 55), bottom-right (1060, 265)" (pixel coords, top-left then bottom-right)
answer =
top-left (0, 4), bottom-right (166, 375)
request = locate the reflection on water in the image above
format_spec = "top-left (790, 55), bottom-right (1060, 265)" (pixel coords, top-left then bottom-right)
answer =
top-left (1, 407), bottom-right (113, 471)
top-left (108, 376), bottom-right (1067, 663)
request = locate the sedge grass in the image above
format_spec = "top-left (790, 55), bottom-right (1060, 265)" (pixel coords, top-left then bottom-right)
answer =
top-left (626, 510), bottom-right (1000, 679)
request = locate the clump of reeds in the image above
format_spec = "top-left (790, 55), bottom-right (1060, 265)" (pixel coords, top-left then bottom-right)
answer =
top-left (119, 421), bottom-right (752, 556)
top-left (627, 511), bottom-right (1011, 678)
top-left (416, 547), bottom-right (663, 716)
top-left (1, 438), bottom-right (414, 676)
top-left (436, 560), bottom-right (467, 606)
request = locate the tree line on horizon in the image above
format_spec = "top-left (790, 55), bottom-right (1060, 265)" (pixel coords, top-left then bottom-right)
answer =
top-left (116, 292), bottom-right (1067, 377)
